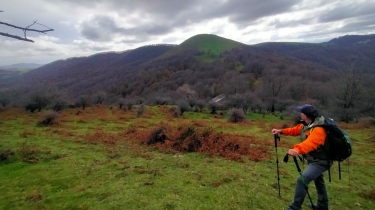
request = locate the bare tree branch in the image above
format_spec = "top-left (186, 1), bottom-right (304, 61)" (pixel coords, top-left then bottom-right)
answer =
top-left (0, 10), bottom-right (54, 42)
top-left (0, 32), bottom-right (34, 42)
top-left (0, 21), bottom-right (54, 34)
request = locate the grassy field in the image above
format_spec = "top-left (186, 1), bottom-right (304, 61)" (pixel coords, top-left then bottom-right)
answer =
top-left (0, 106), bottom-right (374, 210)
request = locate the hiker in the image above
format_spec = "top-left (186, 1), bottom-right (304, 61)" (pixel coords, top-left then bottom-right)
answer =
top-left (271, 104), bottom-right (332, 210)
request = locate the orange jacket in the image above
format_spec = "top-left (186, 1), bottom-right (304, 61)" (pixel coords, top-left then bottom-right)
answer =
top-left (281, 124), bottom-right (326, 155)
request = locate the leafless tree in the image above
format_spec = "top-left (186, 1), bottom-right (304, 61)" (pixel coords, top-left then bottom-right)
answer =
top-left (220, 71), bottom-right (248, 95)
top-left (177, 84), bottom-right (197, 100)
top-left (0, 10), bottom-right (54, 42)
top-left (258, 69), bottom-right (286, 113)
top-left (333, 68), bottom-right (365, 122)
top-left (93, 91), bottom-right (107, 105)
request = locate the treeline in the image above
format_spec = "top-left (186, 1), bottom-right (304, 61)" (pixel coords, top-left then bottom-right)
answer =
top-left (2, 45), bottom-right (374, 123)
top-left (0, 42), bottom-right (375, 122)
top-left (255, 35), bottom-right (375, 74)
top-left (106, 46), bottom-right (375, 122)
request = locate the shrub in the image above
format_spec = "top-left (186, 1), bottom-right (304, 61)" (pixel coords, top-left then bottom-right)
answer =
top-left (178, 126), bottom-right (196, 141)
top-left (0, 97), bottom-right (10, 108)
top-left (359, 117), bottom-right (375, 126)
top-left (0, 149), bottom-right (14, 161)
top-left (92, 91), bottom-right (107, 105)
top-left (75, 95), bottom-right (90, 110)
top-left (176, 100), bottom-right (191, 115)
top-left (118, 98), bottom-right (126, 109)
top-left (187, 98), bottom-right (196, 108)
top-left (176, 126), bottom-right (202, 152)
top-left (208, 102), bottom-right (220, 114)
top-left (195, 100), bottom-right (206, 112)
top-left (134, 97), bottom-right (145, 105)
top-left (126, 100), bottom-right (135, 111)
top-left (153, 97), bottom-right (171, 105)
top-left (370, 118), bottom-right (375, 126)
top-left (228, 108), bottom-right (246, 123)
top-left (17, 142), bottom-right (42, 163)
top-left (147, 126), bottom-right (167, 145)
top-left (137, 105), bottom-right (146, 117)
top-left (25, 94), bottom-right (50, 112)
top-left (169, 106), bottom-right (180, 118)
top-left (37, 112), bottom-right (60, 126)
top-left (139, 123), bottom-right (271, 162)
top-left (51, 100), bottom-right (67, 112)
top-left (25, 103), bottom-right (38, 113)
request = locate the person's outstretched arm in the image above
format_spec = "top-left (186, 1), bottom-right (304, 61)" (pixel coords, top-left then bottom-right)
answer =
top-left (271, 124), bottom-right (303, 136)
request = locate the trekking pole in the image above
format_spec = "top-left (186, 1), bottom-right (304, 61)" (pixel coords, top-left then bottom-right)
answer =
top-left (274, 134), bottom-right (281, 197)
top-left (293, 156), bottom-right (315, 210)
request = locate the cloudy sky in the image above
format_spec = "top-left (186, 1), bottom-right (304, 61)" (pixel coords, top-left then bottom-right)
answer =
top-left (1, 0), bottom-right (375, 65)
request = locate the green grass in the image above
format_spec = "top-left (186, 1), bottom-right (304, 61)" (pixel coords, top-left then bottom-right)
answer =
top-left (179, 34), bottom-right (244, 53)
top-left (1, 107), bottom-right (374, 210)
top-left (159, 34), bottom-right (245, 62)
top-left (15, 68), bottom-right (32, 74)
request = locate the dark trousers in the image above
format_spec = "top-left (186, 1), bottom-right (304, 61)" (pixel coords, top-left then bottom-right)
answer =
top-left (290, 162), bottom-right (330, 210)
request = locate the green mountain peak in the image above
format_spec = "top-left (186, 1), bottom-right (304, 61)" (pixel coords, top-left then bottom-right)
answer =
top-left (179, 34), bottom-right (245, 52)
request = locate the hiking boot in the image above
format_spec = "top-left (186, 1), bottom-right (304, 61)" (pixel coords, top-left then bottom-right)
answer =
top-left (307, 203), bottom-right (329, 210)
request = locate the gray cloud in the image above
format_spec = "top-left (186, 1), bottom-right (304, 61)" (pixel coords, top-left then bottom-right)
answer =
top-left (61, 0), bottom-right (201, 18)
top-left (266, 1), bottom-right (375, 35)
top-left (69, 0), bottom-right (303, 34)
top-left (161, 36), bottom-right (180, 43)
top-left (270, 18), bottom-right (315, 29)
top-left (119, 36), bottom-right (151, 44)
top-left (79, 15), bottom-right (121, 41)
top-left (318, 1), bottom-right (375, 23)
top-left (2, 0), bottom-right (375, 65)
top-left (217, 0), bottom-right (301, 27)
top-left (297, 14), bottom-right (375, 40)
top-left (78, 15), bottom-right (176, 42)
top-left (332, 18), bottom-right (375, 34)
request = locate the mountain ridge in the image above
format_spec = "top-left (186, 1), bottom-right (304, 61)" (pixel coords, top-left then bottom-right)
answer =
top-left (0, 63), bottom-right (43, 70)
top-left (1, 33), bottom-right (374, 115)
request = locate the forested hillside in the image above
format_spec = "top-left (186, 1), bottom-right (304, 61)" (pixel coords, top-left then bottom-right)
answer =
top-left (0, 34), bottom-right (374, 122)
top-left (254, 34), bottom-right (375, 73)
top-left (14, 44), bottom-right (176, 96)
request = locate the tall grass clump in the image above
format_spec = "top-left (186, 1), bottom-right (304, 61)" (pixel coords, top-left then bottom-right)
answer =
top-left (147, 126), bottom-right (168, 145)
top-left (37, 112), bottom-right (60, 126)
top-left (228, 108), bottom-right (246, 123)
top-left (137, 104), bottom-right (146, 117)
top-left (169, 106), bottom-right (180, 118)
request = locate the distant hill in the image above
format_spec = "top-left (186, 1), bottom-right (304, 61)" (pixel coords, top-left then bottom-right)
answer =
top-left (1, 33), bottom-right (375, 116)
top-left (0, 69), bottom-right (18, 77)
top-left (327, 34), bottom-right (375, 45)
top-left (0, 69), bottom-right (20, 88)
top-left (17, 44), bottom-right (175, 96)
top-left (0, 63), bottom-right (44, 70)
top-left (158, 34), bottom-right (245, 61)
top-left (179, 34), bottom-right (245, 51)
top-left (254, 35), bottom-right (375, 73)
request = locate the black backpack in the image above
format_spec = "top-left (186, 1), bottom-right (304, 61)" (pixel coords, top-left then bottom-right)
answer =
top-left (321, 117), bottom-right (353, 181)
top-left (323, 118), bottom-right (352, 161)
